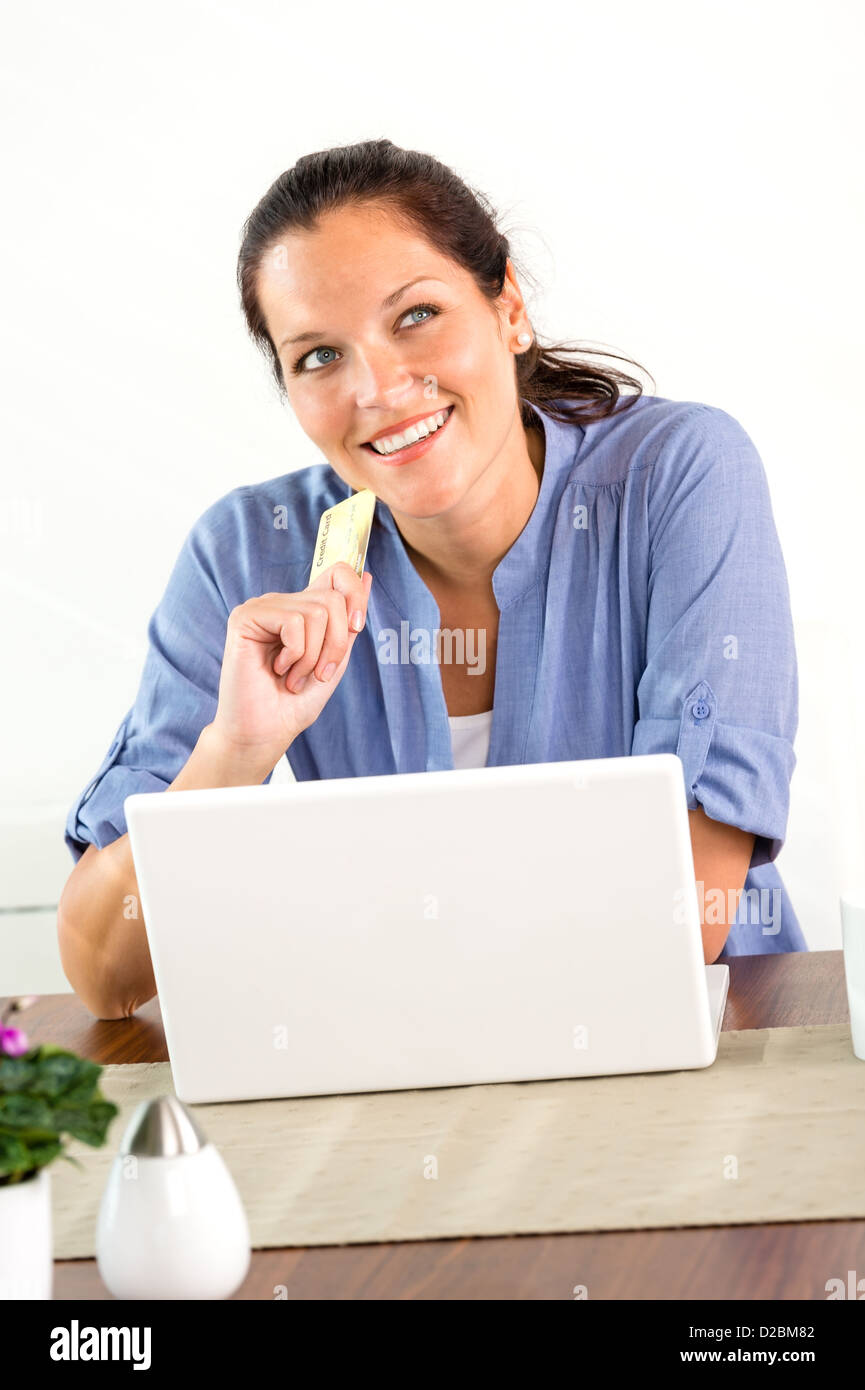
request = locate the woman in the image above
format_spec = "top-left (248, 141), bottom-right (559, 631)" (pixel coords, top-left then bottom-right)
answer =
top-left (59, 139), bottom-right (804, 1019)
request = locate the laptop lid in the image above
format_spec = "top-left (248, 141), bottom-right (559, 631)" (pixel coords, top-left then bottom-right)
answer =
top-left (124, 753), bottom-right (721, 1103)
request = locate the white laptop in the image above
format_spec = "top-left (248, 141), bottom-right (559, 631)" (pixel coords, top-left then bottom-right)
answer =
top-left (124, 753), bottom-right (729, 1104)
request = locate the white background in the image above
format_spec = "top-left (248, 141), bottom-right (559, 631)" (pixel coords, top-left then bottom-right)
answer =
top-left (1, 0), bottom-right (863, 987)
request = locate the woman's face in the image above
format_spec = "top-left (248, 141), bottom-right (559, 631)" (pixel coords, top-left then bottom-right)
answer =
top-left (255, 203), bottom-right (532, 521)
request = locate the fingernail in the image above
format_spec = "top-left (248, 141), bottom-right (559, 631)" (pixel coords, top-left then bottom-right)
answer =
top-left (350, 610), bottom-right (364, 631)
top-left (292, 675), bottom-right (307, 692)
top-left (321, 662), bottom-right (337, 680)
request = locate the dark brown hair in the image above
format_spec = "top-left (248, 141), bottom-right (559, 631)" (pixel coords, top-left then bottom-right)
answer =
top-left (237, 138), bottom-right (654, 428)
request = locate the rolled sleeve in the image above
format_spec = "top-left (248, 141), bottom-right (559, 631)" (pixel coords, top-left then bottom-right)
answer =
top-left (64, 490), bottom-right (253, 864)
top-left (630, 405), bottom-right (798, 868)
top-left (64, 712), bottom-right (171, 864)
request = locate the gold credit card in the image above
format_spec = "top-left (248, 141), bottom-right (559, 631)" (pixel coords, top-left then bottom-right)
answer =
top-left (308, 488), bottom-right (377, 587)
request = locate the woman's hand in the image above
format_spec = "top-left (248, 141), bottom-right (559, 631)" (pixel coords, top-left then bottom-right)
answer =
top-left (209, 563), bottom-right (373, 766)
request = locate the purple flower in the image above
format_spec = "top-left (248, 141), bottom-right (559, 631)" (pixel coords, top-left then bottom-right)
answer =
top-left (0, 1027), bottom-right (29, 1057)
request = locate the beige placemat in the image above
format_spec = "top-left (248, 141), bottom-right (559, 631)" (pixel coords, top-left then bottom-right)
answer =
top-left (51, 1024), bottom-right (865, 1259)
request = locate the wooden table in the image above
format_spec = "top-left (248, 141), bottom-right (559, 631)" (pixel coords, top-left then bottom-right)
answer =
top-left (9, 950), bottom-right (863, 1300)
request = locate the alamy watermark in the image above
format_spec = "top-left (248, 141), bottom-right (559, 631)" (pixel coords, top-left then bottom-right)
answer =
top-left (375, 621), bottom-right (486, 675)
top-left (674, 880), bottom-right (782, 936)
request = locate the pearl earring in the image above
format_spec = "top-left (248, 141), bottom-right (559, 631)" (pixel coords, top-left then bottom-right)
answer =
top-left (517, 332), bottom-right (532, 347)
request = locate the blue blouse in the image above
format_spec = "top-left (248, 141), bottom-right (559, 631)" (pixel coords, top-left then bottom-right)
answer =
top-left (65, 393), bottom-right (806, 957)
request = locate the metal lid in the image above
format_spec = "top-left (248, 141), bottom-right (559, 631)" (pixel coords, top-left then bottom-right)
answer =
top-left (119, 1095), bottom-right (209, 1157)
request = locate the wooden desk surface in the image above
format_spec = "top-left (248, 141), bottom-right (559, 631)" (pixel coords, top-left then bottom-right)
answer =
top-left (8, 950), bottom-right (863, 1300)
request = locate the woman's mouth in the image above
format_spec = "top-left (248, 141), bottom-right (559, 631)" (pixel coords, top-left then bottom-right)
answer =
top-left (361, 405), bottom-right (455, 466)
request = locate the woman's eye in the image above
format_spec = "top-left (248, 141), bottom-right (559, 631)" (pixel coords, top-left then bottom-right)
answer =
top-left (398, 303), bottom-right (439, 329)
top-left (292, 303), bottom-right (439, 374)
top-left (295, 345), bottom-right (340, 374)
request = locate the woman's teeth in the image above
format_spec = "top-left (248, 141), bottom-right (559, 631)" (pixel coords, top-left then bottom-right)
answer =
top-left (368, 406), bottom-right (452, 455)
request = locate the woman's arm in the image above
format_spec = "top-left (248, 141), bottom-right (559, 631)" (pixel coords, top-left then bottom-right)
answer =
top-left (688, 804), bottom-right (755, 964)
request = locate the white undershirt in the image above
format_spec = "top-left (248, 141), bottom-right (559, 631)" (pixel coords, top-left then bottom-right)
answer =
top-left (447, 709), bottom-right (493, 769)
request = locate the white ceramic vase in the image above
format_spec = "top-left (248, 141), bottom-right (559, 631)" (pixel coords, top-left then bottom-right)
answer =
top-left (96, 1095), bottom-right (250, 1300)
top-left (0, 1166), bottom-right (53, 1299)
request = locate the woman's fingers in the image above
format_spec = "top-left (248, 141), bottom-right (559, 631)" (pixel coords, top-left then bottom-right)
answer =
top-left (277, 566), bottom-right (372, 689)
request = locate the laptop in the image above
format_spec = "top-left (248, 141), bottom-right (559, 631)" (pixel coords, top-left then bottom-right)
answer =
top-left (124, 753), bottom-right (729, 1104)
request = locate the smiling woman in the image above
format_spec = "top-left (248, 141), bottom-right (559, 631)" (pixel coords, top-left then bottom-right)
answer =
top-left (59, 139), bottom-right (803, 1021)
top-left (228, 141), bottom-right (802, 962)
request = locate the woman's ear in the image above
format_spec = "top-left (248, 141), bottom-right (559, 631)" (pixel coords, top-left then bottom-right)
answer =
top-left (496, 258), bottom-right (531, 343)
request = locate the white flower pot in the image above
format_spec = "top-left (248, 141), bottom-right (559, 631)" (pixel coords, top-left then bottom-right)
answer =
top-left (0, 1167), bottom-right (53, 1299)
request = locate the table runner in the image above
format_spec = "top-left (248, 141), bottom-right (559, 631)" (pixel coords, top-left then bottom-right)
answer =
top-left (51, 1024), bottom-right (865, 1260)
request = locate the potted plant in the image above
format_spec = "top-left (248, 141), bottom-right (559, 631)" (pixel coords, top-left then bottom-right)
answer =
top-left (0, 996), bottom-right (119, 1299)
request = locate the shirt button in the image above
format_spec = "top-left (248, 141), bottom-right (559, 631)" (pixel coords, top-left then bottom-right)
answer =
top-left (692, 701), bottom-right (710, 720)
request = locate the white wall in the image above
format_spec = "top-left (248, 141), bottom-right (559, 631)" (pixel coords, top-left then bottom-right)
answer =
top-left (2, 0), bottom-right (863, 990)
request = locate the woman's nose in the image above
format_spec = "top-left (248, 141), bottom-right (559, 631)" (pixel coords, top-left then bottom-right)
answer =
top-left (350, 342), bottom-right (417, 409)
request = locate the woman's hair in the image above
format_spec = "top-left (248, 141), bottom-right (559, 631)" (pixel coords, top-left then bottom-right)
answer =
top-left (237, 138), bottom-right (654, 428)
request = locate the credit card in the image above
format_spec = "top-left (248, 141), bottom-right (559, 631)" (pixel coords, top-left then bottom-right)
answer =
top-left (308, 488), bottom-right (377, 587)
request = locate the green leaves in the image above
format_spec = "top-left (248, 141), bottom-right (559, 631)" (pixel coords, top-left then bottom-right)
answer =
top-left (0, 1133), bottom-right (33, 1180)
top-left (51, 1100), bottom-right (117, 1147)
top-left (0, 1055), bottom-right (39, 1093)
top-left (0, 1045), bottom-right (118, 1184)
